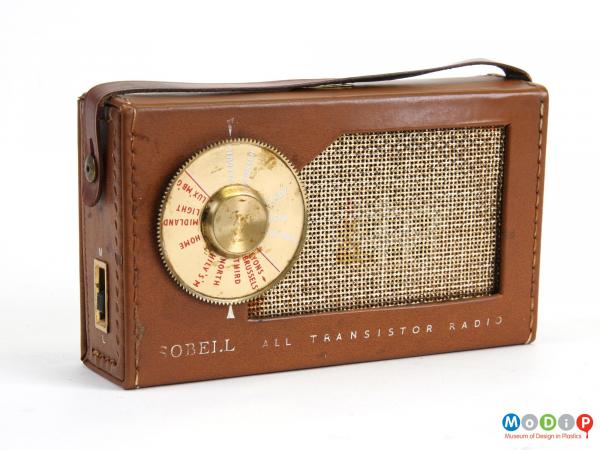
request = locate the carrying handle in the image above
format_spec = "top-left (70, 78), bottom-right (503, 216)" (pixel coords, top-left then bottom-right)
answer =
top-left (81, 59), bottom-right (531, 206)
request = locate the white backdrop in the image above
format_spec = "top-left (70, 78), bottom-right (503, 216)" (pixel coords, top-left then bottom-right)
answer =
top-left (1, 1), bottom-right (598, 449)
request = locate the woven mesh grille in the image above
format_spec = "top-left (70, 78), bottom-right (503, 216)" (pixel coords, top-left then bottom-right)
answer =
top-left (248, 126), bottom-right (505, 318)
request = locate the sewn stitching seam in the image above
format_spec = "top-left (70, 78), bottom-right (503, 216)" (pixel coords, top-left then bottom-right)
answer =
top-left (125, 101), bottom-right (141, 387)
top-left (92, 348), bottom-right (117, 366)
top-left (111, 111), bottom-right (121, 361)
top-left (526, 99), bottom-right (544, 344)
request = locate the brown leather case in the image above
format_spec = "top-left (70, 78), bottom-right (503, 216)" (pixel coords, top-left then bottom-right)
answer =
top-left (78, 60), bottom-right (548, 388)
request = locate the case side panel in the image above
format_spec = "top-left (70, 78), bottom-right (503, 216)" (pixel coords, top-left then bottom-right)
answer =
top-left (79, 103), bottom-right (126, 384)
top-left (525, 84), bottom-right (549, 344)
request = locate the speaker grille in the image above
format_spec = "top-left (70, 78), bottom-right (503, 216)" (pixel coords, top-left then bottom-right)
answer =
top-left (248, 126), bottom-right (505, 319)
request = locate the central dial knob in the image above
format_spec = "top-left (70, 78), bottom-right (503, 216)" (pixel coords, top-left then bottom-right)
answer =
top-left (201, 184), bottom-right (269, 258)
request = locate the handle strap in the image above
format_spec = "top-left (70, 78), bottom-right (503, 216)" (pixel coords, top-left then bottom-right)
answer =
top-left (81, 59), bottom-right (531, 206)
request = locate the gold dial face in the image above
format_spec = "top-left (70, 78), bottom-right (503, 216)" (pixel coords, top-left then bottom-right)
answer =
top-left (158, 139), bottom-right (307, 305)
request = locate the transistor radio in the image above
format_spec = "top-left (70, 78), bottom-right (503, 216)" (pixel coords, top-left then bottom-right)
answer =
top-left (78, 60), bottom-right (548, 388)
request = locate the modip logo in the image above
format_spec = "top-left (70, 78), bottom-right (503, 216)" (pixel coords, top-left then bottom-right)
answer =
top-left (502, 413), bottom-right (593, 441)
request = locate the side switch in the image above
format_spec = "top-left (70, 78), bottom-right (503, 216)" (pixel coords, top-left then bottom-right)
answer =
top-left (94, 259), bottom-right (108, 333)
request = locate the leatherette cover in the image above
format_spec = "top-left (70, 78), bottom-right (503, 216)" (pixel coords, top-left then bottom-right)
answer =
top-left (79, 75), bottom-right (548, 388)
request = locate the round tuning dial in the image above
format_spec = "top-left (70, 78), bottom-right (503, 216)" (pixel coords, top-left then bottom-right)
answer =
top-left (158, 139), bottom-right (307, 305)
